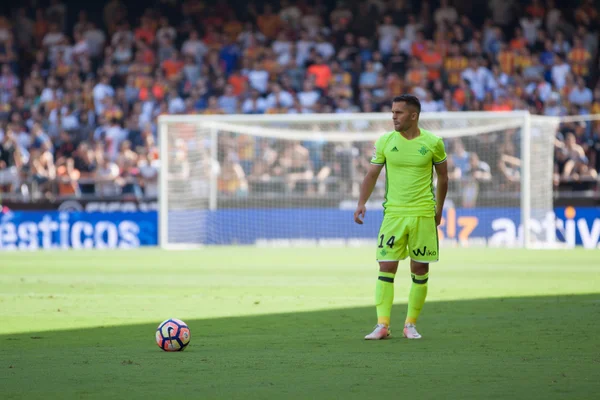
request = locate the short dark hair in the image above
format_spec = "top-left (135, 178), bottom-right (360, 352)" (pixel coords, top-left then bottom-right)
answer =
top-left (392, 95), bottom-right (421, 114)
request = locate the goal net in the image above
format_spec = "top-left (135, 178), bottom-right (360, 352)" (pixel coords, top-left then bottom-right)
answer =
top-left (158, 112), bottom-right (561, 249)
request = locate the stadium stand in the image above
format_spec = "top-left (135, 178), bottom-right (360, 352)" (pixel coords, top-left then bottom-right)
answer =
top-left (0, 0), bottom-right (599, 204)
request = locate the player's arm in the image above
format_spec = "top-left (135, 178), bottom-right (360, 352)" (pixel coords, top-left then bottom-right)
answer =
top-left (434, 160), bottom-right (448, 226)
top-left (354, 163), bottom-right (384, 225)
top-left (355, 138), bottom-right (386, 224)
top-left (433, 138), bottom-right (448, 226)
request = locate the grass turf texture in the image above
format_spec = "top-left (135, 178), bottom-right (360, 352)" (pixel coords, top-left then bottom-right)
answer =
top-left (1, 248), bottom-right (599, 399)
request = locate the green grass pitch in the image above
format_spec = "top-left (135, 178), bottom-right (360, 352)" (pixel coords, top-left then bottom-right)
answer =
top-left (1, 248), bottom-right (599, 399)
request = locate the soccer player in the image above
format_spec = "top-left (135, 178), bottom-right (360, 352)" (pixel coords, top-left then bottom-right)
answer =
top-left (354, 95), bottom-right (448, 340)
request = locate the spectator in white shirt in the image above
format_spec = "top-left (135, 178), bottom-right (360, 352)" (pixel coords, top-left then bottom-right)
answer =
top-left (218, 85), bottom-right (239, 114)
top-left (111, 22), bottom-right (134, 48)
top-left (266, 83), bottom-right (294, 109)
top-left (489, 0), bottom-right (516, 28)
top-left (296, 31), bottom-right (315, 67)
top-left (553, 31), bottom-right (571, 55)
top-left (182, 30), bottom-right (208, 64)
top-left (237, 23), bottom-right (266, 49)
top-left (434, 0), bottom-right (458, 26)
top-left (545, 0), bottom-right (562, 36)
top-left (526, 76), bottom-right (552, 102)
top-left (544, 92), bottom-right (566, 116)
top-left (72, 30), bottom-right (90, 60)
top-left (272, 32), bottom-right (292, 62)
top-left (242, 89), bottom-right (267, 114)
top-left (138, 152), bottom-right (160, 197)
top-left (315, 34), bottom-right (335, 60)
top-left (461, 59), bottom-right (491, 101)
top-left (404, 14), bottom-right (422, 43)
top-left (396, 27), bottom-right (412, 55)
top-left (95, 154), bottom-right (120, 197)
top-left (301, 6), bottom-right (322, 39)
top-left (421, 91), bottom-right (441, 112)
top-left (377, 15), bottom-right (399, 56)
top-left (568, 78), bottom-right (593, 107)
top-left (83, 22), bottom-right (106, 58)
top-left (519, 14), bottom-right (541, 46)
top-left (247, 62), bottom-right (269, 94)
top-left (104, 119), bottom-right (126, 161)
top-left (156, 17), bottom-right (176, 44)
top-left (39, 77), bottom-right (63, 105)
top-left (167, 89), bottom-right (185, 114)
top-left (279, 0), bottom-right (302, 29)
top-left (551, 54), bottom-right (571, 90)
top-left (93, 75), bottom-right (114, 115)
top-left (42, 23), bottom-right (66, 51)
top-left (298, 80), bottom-right (321, 110)
top-left (288, 98), bottom-right (313, 114)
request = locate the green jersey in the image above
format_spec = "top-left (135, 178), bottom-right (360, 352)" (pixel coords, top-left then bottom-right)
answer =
top-left (371, 128), bottom-right (447, 217)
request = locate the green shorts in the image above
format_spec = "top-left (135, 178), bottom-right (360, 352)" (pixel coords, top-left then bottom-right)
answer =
top-left (376, 215), bottom-right (439, 263)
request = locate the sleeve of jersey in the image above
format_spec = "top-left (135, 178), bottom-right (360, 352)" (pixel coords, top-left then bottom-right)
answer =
top-left (370, 136), bottom-right (386, 165)
top-left (433, 138), bottom-right (447, 165)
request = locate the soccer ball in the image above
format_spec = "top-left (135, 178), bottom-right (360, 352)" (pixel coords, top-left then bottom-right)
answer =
top-left (156, 318), bottom-right (191, 352)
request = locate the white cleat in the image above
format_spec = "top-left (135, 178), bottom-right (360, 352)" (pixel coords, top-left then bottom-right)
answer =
top-left (403, 323), bottom-right (422, 339)
top-left (364, 324), bottom-right (391, 340)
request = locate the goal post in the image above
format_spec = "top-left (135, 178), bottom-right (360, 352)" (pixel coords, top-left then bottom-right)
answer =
top-left (158, 111), bottom-right (561, 249)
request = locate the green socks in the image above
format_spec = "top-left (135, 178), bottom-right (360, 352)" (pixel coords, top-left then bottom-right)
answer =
top-left (406, 272), bottom-right (429, 324)
top-left (376, 272), bottom-right (395, 326)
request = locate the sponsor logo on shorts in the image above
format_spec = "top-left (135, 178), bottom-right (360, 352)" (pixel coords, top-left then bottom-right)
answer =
top-left (412, 246), bottom-right (436, 257)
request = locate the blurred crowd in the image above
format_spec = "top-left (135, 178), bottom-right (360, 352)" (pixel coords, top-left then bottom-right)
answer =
top-left (0, 0), bottom-right (599, 203)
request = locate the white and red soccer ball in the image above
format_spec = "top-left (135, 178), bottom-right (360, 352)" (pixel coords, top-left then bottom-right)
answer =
top-left (156, 318), bottom-right (191, 351)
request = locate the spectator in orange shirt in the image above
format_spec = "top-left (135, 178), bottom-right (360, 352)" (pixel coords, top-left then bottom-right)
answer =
top-left (257, 4), bottom-right (282, 40)
top-left (453, 79), bottom-right (473, 108)
top-left (162, 51), bottom-right (184, 81)
top-left (411, 31), bottom-right (427, 60)
top-left (136, 40), bottom-right (156, 66)
top-left (149, 78), bottom-right (167, 101)
top-left (514, 47), bottom-right (533, 73)
top-left (509, 27), bottom-right (526, 51)
top-left (491, 94), bottom-right (513, 111)
top-left (421, 41), bottom-right (443, 81)
top-left (307, 55), bottom-right (332, 91)
top-left (444, 43), bottom-right (468, 88)
top-left (568, 37), bottom-right (591, 78)
top-left (386, 73), bottom-right (405, 97)
top-left (223, 13), bottom-right (243, 42)
top-left (497, 42), bottom-right (516, 75)
top-left (405, 59), bottom-right (428, 87)
top-left (135, 16), bottom-right (155, 46)
top-left (228, 70), bottom-right (248, 96)
top-left (433, 29), bottom-right (450, 58)
top-left (526, 0), bottom-right (545, 19)
top-left (103, 97), bottom-right (124, 122)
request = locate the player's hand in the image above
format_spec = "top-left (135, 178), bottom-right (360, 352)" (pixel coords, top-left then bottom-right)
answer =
top-left (435, 210), bottom-right (442, 226)
top-left (354, 204), bottom-right (366, 224)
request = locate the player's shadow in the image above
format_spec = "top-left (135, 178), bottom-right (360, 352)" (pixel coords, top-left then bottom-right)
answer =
top-left (2, 294), bottom-right (600, 400)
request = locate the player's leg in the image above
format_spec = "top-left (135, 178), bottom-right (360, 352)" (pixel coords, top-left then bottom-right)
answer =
top-left (365, 217), bottom-right (408, 340)
top-left (404, 217), bottom-right (439, 339)
top-left (403, 259), bottom-right (429, 339)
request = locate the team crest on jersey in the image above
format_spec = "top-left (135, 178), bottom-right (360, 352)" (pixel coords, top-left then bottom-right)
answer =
top-left (418, 146), bottom-right (429, 155)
